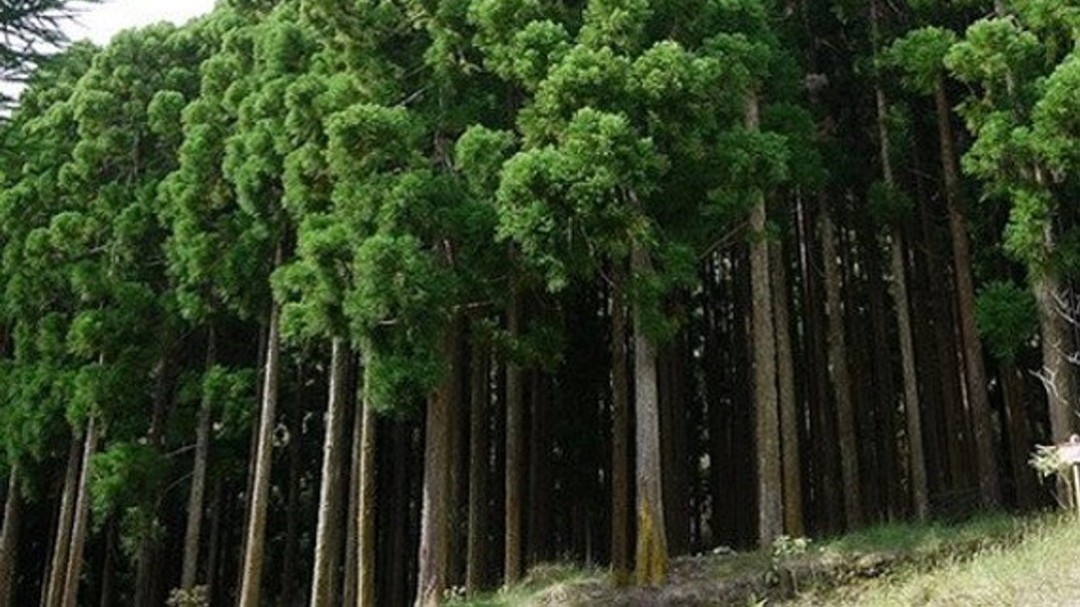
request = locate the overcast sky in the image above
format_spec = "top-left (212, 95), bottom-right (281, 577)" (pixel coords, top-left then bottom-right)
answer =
top-left (67, 0), bottom-right (217, 45)
top-left (1, 1), bottom-right (217, 100)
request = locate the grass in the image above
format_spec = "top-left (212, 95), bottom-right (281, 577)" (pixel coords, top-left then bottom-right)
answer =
top-left (449, 513), bottom-right (1061, 607)
top-left (798, 513), bottom-right (1080, 606)
top-left (445, 563), bottom-right (602, 607)
top-left (820, 512), bottom-right (1023, 555)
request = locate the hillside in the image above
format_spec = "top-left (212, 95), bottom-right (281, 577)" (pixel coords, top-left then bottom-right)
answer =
top-left (454, 514), bottom-right (1069, 607)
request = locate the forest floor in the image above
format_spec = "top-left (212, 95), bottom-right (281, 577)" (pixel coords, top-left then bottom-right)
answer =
top-left (452, 512), bottom-right (1078, 606)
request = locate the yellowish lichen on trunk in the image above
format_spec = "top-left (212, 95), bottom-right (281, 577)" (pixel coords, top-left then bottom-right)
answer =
top-left (634, 506), bottom-right (667, 587)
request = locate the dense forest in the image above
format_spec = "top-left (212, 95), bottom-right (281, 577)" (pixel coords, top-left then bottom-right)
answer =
top-left (0, 0), bottom-right (1079, 605)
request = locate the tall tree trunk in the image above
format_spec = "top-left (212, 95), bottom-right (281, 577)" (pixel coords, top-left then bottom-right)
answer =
top-left (280, 366), bottom-right (303, 606)
top-left (1001, 359), bottom-right (1035, 510)
top-left (771, 238), bottom-right (803, 537)
top-left (447, 329), bottom-right (467, 587)
top-left (238, 297), bottom-right (282, 607)
top-left (0, 468), bottom-right (21, 607)
top-left (503, 287), bottom-right (524, 586)
top-left (342, 363), bottom-right (363, 607)
top-left (871, 0), bottom-right (928, 524)
top-left (98, 519), bottom-right (115, 607)
top-left (527, 372), bottom-right (549, 563)
top-left (43, 439), bottom-right (80, 607)
top-left (60, 416), bottom-right (99, 607)
top-left (934, 76), bottom-right (1001, 508)
top-left (135, 349), bottom-right (173, 607)
top-left (799, 196), bottom-right (841, 533)
top-left (1036, 270), bottom-right (1074, 444)
top-left (631, 240), bottom-right (668, 586)
top-left (206, 479), bottom-right (223, 604)
top-left (660, 329), bottom-right (690, 556)
top-left (466, 330), bottom-right (489, 595)
top-left (311, 338), bottom-right (350, 607)
top-left (822, 210), bottom-right (863, 528)
top-left (891, 226), bottom-right (928, 519)
top-left (387, 422), bottom-right (408, 607)
top-left (182, 329), bottom-right (217, 589)
top-left (747, 91), bottom-right (782, 547)
top-left (416, 317), bottom-right (461, 607)
top-left (357, 365), bottom-right (379, 607)
top-left (235, 324), bottom-right (269, 599)
top-left (610, 259), bottom-right (631, 583)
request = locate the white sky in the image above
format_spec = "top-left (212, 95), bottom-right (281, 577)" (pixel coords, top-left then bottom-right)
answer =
top-left (2, 1), bottom-right (217, 100)
top-left (66, 0), bottom-right (218, 45)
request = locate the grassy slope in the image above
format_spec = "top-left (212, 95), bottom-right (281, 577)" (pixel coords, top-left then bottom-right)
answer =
top-left (798, 514), bottom-right (1080, 606)
top-left (451, 514), bottom-right (1065, 607)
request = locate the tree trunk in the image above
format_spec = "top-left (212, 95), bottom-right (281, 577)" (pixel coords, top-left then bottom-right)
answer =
top-left (357, 365), bottom-right (379, 607)
top-left (135, 348), bottom-right (173, 607)
top-left (770, 239), bottom-right (803, 537)
top-left (527, 371), bottom-right (549, 564)
top-left (43, 439), bottom-right (80, 607)
top-left (610, 259), bottom-right (632, 583)
top-left (310, 338), bottom-right (350, 607)
top-left (280, 365), bottom-right (303, 606)
top-left (98, 519), bottom-right (115, 607)
top-left (182, 329), bottom-right (217, 590)
top-left (934, 76), bottom-right (1001, 508)
top-left (822, 211), bottom-right (863, 528)
top-left (466, 329), bottom-right (489, 595)
top-left (1001, 359), bottom-right (1035, 510)
top-left (447, 328), bottom-right (467, 587)
top-left (60, 416), bottom-right (99, 607)
top-left (1036, 270), bottom-right (1074, 444)
top-left (238, 297), bottom-right (282, 607)
top-left (387, 422), bottom-right (409, 607)
top-left (416, 317), bottom-right (461, 607)
top-left (631, 240), bottom-right (668, 586)
top-left (343, 362), bottom-right (363, 607)
top-left (503, 288), bottom-right (524, 586)
top-left (891, 226), bottom-right (929, 519)
top-left (206, 479), bottom-right (223, 604)
top-left (0, 468), bottom-right (22, 607)
top-left (746, 91), bottom-right (783, 547)
top-left (235, 323), bottom-right (269, 598)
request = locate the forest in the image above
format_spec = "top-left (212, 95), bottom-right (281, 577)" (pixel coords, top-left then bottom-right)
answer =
top-left (0, 0), bottom-right (1079, 605)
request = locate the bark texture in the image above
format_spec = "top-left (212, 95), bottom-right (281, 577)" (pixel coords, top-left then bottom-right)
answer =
top-left (771, 241), bottom-right (803, 537)
top-left (237, 300), bottom-right (282, 607)
top-left (311, 337), bottom-right (350, 607)
top-left (43, 440), bottom-right (80, 607)
top-left (416, 318), bottom-right (460, 607)
top-left (746, 92), bottom-right (783, 547)
top-left (822, 211), bottom-right (863, 528)
top-left (60, 416), bottom-right (99, 607)
top-left (503, 288), bottom-right (524, 586)
top-left (610, 260), bottom-right (631, 583)
top-left (466, 334), bottom-right (489, 595)
top-left (631, 241), bottom-right (668, 587)
top-left (182, 330), bottom-right (216, 589)
top-left (934, 76), bottom-right (1000, 508)
top-left (357, 370), bottom-right (378, 607)
top-left (0, 468), bottom-right (21, 607)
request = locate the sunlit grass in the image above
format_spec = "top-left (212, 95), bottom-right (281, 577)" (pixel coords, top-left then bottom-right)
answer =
top-left (816, 513), bottom-right (1080, 606)
top-left (450, 513), bottom-right (1064, 607)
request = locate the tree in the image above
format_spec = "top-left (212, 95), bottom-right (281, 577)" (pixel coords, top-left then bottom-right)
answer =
top-left (890, 25), bottom-right (1002, 509)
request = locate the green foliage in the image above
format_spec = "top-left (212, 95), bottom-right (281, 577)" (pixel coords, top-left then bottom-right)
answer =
top-left (89, 441), bottom-right (168, 524)
top-left (887, 26), bottom-right (957, 94)
top-left (976, 280), bottom-right (1038, 362)
top-left (867, 181), bottom-right (914, 227)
